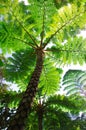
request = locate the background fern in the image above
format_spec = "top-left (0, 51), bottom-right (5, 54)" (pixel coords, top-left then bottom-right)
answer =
top-left (62, 70), bottom-right (86, 96)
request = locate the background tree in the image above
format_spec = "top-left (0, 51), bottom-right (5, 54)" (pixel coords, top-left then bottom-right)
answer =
top-left (0, 0), bottom-right (86, 129)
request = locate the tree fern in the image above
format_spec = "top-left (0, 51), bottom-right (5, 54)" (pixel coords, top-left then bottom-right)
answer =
top-left (0, 0), bottom-right (86, 129)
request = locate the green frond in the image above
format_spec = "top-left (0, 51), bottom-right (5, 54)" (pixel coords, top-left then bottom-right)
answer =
top-left (5, 48), bottom-right (36, 90)
top-left (0, 22), bottom-right (30, 53)
top-left (62, 37), bottom-right (86, 65)
top-left (28, 0), bottom-right (57, 36)
top-left (25, 111), bottom-right (38, 130)
top-left (45, 95), bottom-right (80, 112)
top-left (44, 109), bottom-right (71, 130)
top-left (0, 90), bottom-right (22, 108)
top-left (44, 2), bottom-right (86, 45)
top-left (0, 60), bottom-right (3, 67)
top-left (62, 79), bottom-right (76, 85)
top-left (54, 0), bottom-right (86, 9)
top-left (0, 1), bottom-right (38, 49)
top-left (1, 0), bottom-right (86, 50)
top-left (64, 84), bottom-right (78, 91)
top-left (66, 88), bottom-right (80, 95)
top-left (63, 70), bottom-right (82, 80)
top-left (38, 58), bottom-right (61, 95)
top-left (0, 0), bottom-right (58, 48)
top-left (46, 37), bottom-right (86, 65)
top-left (62, 70), bottom-right (86, 96)
top-left (77, 73), bottom-right (86, 85)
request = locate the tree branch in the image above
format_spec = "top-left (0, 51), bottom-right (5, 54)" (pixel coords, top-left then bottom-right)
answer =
top-left (43, 11), bottom-right (85, 48)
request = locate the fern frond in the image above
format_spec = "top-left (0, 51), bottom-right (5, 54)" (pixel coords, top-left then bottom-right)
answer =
top-left (38, 58), bottom-right (61, 95)
top-left (5, 49), bottom-right (36, 90)
top-left (0, 90), bottom-right (23, 108)
top-left (45, 95), bottom-right (79, 111)
top-left (62, 70), bottom-right (86, 96)
top-left (43, 3), bottom-right (86, 47)
top-left (47, 37), bottom-right (86, 65)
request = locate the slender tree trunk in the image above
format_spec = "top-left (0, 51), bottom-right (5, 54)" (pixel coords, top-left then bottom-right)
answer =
top-left (38, 113), bottom-right (43, 130)
top-left (8, 49), bottom-right (44, 130)
top-left (37, 104), bottom-right (43, 130)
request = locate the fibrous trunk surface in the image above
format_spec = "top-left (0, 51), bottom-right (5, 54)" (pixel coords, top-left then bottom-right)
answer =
top-left (8, 50), bottom-right (44, 130)
top-left (37, 104), bottom-right (44, 130)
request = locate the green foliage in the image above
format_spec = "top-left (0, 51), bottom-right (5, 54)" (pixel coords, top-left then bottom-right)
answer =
top-left (45, 2), bottom-right (86, 44)
top-left (27, 0), bottom-right (58, 36)
top-left (0, 0), bottom-right (86, 129)
top-left (0, 0), bottom-right (86, 51)
top-left (54, 0), bottom-right (86, 9)
top-left (0, 90), bottom-right (22, 108)
top-left (46, 37), bottom-right (86, 65)
top-left (3, 48), bottom-right (36, 91)
top-left (25, 94), bottom-right (86, 130)
top-left (62, 70), bottom-right (86, 96)
top-left (0, 59), bottom-right (3, 67)
top-left (62, 37), bottom-right (86, 64)
top-left (0, 86), bottom-right (86, 130)
top-left (0, 54), bottom-right (10, 93)
top-left (45, 95), bottom-right (79, 112)
top-left (0, 0), bottom-right (86, 67)
top-left (5, 48), bottom-right (36, 86)
top-left (43, 109), bottom-right (75, 130)
top-left (0, 21), bottom-right (29, 53)
top-left (39, 58), bottom-right (61, 95)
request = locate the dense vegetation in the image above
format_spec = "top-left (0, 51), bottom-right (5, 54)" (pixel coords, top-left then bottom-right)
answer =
top-left (0, 0), bottom-right (86, 129)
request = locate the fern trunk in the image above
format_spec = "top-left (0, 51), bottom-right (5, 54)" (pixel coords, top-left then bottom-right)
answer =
top-left (38, 112), bottom-right (43, 130)
top-left (8, 49), bottom-right (44, 130)
top-left (37, 104), bottom-right (44, 130)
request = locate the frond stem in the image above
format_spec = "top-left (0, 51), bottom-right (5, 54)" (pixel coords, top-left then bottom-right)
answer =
top-left (43, 11), bottom-right (85, 48)
top-left (40, 0), bottom-right (46, 47)
top-left (46, 48), bottom-right (86, 54)
top-left (12, 13), bottom-right (38, 48)
top-left (46, 52), bottom-right (63, 66)
top-left (13, 36), bottom-right (36, 49)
